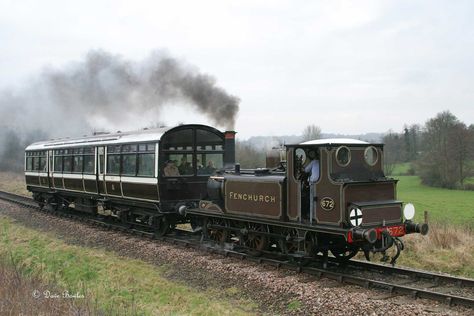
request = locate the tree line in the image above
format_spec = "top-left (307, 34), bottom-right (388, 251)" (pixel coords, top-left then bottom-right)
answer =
top-left (384, 111), bottom-right (474, 189)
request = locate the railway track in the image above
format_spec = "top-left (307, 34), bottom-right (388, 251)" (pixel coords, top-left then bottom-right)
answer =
top-left (1, 190), bottom-right (473, 309)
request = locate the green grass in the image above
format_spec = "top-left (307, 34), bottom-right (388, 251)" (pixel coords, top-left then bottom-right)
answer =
top-left (287, 299), bottom-right (302, 311)
top-left (396, 175), bottom-right (474, 227)
top-left (391, 163), bottom-right (411, 176)
top-left (0, 217), bottom-right (256, 315)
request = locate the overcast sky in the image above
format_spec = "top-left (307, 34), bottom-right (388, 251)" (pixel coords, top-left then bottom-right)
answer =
top-left (1, 0), bottom-right (473, 139)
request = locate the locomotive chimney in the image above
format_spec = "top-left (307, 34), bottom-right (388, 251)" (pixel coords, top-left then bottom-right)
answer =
top-left (224, 131), bottom-right (236, 168)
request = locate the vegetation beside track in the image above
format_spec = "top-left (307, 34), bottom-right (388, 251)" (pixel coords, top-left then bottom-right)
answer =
top-left (0, 263), bottom-right (96, 315)
top-left (0, 171), bottom-right (29, 196)
top-left (0, 216), bottom-right (256, 315)
top-left (396, 223), bottom-right (474, 278)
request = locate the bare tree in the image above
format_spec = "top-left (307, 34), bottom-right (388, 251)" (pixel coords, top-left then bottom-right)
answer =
top-left (301, 124), bottom-right (322, 142)
top-left (382, 130), bottom-right (403, 175)
top-left (417, 111), bottom-right (473, 189)
top-left (235, 141), bottom-right (266, 168)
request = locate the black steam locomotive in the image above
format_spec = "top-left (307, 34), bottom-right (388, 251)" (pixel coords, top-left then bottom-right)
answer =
top-left (25, 124), bottom-right (428, 264)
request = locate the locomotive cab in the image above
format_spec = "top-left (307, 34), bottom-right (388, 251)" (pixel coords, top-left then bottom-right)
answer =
top-left (286, 139), bottom-right (428, 261)
top-left (287, 139), bottom-right (393, 228)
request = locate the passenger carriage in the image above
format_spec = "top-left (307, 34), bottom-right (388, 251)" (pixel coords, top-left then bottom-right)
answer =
top-left (25, 124), bottom-right (236, 234)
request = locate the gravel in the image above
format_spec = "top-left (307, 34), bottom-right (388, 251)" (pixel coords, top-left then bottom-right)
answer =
top-left (0, 199), bottom-right (472, 315)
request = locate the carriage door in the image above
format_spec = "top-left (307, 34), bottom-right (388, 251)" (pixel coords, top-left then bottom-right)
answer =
top-left (97, 147), bottom-right (106, 195)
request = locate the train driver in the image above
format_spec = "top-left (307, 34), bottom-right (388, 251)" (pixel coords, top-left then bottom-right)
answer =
top-left (304, 149), bottom-right (320, 223)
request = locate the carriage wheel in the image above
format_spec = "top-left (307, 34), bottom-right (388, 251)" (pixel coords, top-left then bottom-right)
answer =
top-left (304, 232), bottom-right (318, 257)
top-left (204, 218), bottom-right (229, 244)
top-left (330, 247), bottom-right (359, 262)
top-left (242, 223), bottom-right (268, 251)
top-left (154, 216), bottom-right (170, 237)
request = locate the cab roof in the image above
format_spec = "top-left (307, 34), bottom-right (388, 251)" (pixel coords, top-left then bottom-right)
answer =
top-left (301, 138), bottom-right (369, 145)
top-left (286, 138), bottom-right (382, 148)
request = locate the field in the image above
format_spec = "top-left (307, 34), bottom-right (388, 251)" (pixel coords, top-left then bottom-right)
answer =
top-left (396, 175), bottom-right (474, 226)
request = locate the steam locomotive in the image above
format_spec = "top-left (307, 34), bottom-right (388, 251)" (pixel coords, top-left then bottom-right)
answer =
top-left (24, 124), bottom-right (428, 264)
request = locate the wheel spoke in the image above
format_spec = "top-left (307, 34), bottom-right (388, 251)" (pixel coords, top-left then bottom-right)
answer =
top-left (205, 218), bottom-right (228, 243)
top-left (242, 223), bottom-right (268, 251)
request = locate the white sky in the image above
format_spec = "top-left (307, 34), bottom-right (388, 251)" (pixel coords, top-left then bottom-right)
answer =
top-left (1, 0), bottom-right (473, 139)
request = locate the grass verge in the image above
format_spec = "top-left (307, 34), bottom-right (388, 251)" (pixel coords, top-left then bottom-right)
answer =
top-left (0, 263), bottom-right (96, 315)
top-left (397, 222), bottom-right (474, 278)
top-left (0, 216), bottom-right (256, 315)
top-left (0, 171), bottom-right (29, 196)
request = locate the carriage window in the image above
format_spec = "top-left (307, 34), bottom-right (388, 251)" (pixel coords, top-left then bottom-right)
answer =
top-left (364, 146), bottom-right (378, 166)
top-left (196, 130), bottom-right (223, 151)
top-left (147, 143), bottom-right (155, 151)
top-left (54, 156), bottom-right (62, 172)
top-left (177, 154), bottom-right (193, 175)
top-left (33, 157), bottom-right (39, 171)
top-left (162, 129), bottom-right (193, 150)
top-left (39, 157), bottom-right (47, 172)
top-left (83, 155), bottom-right (94, 174)
top-left (163, 153), bottom-right (193, 176)
top-left (73, 155), bottom-right (83, 173)
top-left (121, 154), bottom-right (137, 176)
top-left (134, 143), bottom-right (155, 177)
top-left (197, 153), bottom-right (223, 175)
top-left (107, 154), bottom-right (120, 175)
top-left (122, 144), bottom-right (137, 153)
top-left (63, 156), bottom-right (73, 172)
top-left (137, 153), bottom-right (155, 177)
top-left (26, 157), bottom-right (33, 171)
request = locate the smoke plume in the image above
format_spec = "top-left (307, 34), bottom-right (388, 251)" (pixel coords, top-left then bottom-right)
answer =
top-left (0, 50), bottom-right (240, 171)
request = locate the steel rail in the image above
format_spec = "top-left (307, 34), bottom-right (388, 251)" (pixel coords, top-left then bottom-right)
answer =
top-left (343, 259), bottom-right (474, 288)
top-left (0, 190), bottom-right (473, 309)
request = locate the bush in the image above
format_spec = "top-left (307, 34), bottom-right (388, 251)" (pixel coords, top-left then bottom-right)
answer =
top-left (464, 183), bottom-right (474, 191)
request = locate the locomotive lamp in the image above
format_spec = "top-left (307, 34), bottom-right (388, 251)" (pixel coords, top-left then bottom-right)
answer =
top-left (403, 203), bottom-right (415, 220)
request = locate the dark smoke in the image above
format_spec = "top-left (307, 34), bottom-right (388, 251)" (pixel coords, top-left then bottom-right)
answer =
top-left (46, 50), bottom-right (239, 128)
top-left (0, 50), bottom-right (240, 172)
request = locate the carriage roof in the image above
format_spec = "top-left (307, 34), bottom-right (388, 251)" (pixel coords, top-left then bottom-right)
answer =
top-left (25, 124), bottom-right (227, 151)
